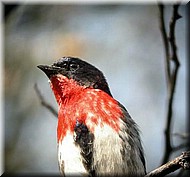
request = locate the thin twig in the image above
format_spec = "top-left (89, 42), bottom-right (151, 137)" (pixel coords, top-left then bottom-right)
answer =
top-left (145, 151), bottom-right (190, 177)
top-left (34, 83), bottom-right (58, 117)
top-left (158, 3), bottom-right (172, 164)
top-left (158, 3), bottom-right (182, 164)
top-left (169, 4), bottom-right (182, 64)
top-left (163, 4), bottom-right (181, 164)
top-left (158, 4), bottom-right (171, 85)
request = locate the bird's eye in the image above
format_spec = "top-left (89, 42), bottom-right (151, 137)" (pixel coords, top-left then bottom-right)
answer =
top-left (53, 61), bottom-right (68, 68)
top-left (53, 60), bottom-right (79, 71)
top-left (69, 63), bottom-right (79, 71)
top-left (62, 62), bottom-right (68, 69)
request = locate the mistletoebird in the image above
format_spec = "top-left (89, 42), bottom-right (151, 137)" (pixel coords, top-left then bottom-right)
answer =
top-left (37, 56), bottom-right (146, 177)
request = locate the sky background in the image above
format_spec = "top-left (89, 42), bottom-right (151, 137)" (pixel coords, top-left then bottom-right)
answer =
top-left (2, 3), bottom-right (188, 176)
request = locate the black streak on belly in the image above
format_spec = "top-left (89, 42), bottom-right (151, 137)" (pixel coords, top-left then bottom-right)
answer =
top-left (73, 120), bottom-right (95, 176)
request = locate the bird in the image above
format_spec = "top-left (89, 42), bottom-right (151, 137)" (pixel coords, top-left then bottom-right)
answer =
top-left (37, 56), bottom-right (146, 177)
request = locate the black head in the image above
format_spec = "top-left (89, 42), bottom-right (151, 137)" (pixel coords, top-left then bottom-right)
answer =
top-left (37, 56), bottom-right (112, 96)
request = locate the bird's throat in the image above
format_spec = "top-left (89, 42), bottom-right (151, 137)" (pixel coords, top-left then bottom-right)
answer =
top-left (50, 74), bottom-right (84, 106)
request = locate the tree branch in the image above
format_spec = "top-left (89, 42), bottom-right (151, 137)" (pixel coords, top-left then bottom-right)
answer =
top-left (158, 3), bottom-right (182, 165)
top-left (34, 83), bottom-right (58, 117)
top-left (158, 4), bottom-right (171, 85)
top-left (145, 151), bottom-right (190, 177)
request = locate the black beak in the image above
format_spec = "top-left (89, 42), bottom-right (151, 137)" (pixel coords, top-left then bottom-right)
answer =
top-left (37, 65), bottom-right (60, 78)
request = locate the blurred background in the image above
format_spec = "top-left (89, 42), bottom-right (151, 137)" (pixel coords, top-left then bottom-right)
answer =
top-left (3, 3), bottom-right (188, 175)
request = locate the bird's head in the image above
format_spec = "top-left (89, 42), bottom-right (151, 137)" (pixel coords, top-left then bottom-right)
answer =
top-left (37, 57), bottom-right (112, 103)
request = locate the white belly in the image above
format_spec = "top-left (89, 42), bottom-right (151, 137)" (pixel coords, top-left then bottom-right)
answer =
top-left (58, 123), bottom-right (145, 176)
top-left (58, 133), bottom-right (88, 176)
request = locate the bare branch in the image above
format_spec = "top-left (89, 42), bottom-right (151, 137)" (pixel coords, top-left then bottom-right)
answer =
top-left (34, 83), bottom-right (58, 117)
top-left (169, 4), bottom-right (182, 64)
top-left (145, 151), bottom-right (190, 177)
top-left (158, 3), bottom-right (182, 164)
top-left (158, 4), bottom-right (171, 84)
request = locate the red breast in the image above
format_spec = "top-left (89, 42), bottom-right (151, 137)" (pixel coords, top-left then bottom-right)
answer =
top-left (50, 74), bottom-right (124, 142)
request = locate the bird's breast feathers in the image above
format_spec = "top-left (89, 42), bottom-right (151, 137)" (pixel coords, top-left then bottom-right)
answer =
top-left (57, 89), bottom-right (145, 176)
top-left (57, 89), bottom-right (123, 142)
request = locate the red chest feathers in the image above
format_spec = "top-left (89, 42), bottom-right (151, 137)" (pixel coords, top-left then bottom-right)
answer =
top-left (50, 75), bottom-right (123, 142)
top-left (57, 89), bottom-right (123, 142)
